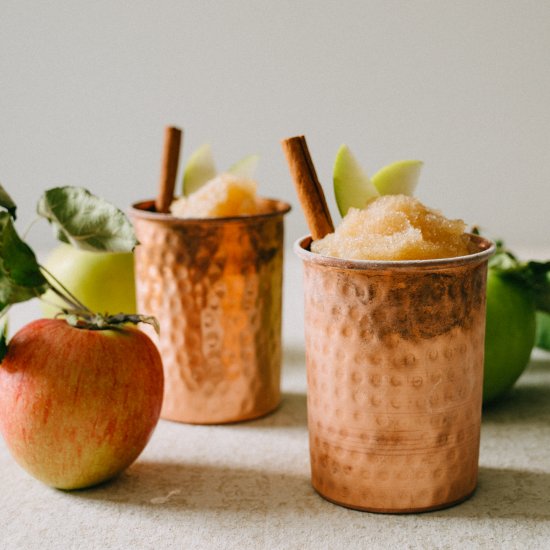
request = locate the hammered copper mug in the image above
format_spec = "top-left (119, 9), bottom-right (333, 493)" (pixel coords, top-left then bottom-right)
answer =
top-left (130, 198), bottom-right (290, 424)
top-left (295, 234), bottom-right (495, 513)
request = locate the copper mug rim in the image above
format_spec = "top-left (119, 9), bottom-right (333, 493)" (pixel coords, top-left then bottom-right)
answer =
top-left (294, 233), bottom-right (495, 271)
top-left (129, 198), bottom-right (291, 225)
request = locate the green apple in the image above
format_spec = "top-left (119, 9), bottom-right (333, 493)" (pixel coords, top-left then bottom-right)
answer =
top-left (182, 143), bottom-right (217, 196)
top-left (483, 270), bottom-right (537, 403)
top-left (372, 160), bottom-right (423, 196)
top-left (333, 145), bottom-right (380, 217)
top-left (41, 244), bottom-right (136, 317)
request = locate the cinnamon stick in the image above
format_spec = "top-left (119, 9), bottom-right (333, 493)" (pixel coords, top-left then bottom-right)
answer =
top-left (155, 126), bottom-right (183, 213)
top-left (281, 135), bottom-right (334, 240)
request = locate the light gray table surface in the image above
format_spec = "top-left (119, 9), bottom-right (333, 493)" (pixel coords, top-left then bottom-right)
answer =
top-left (1, 253), bottom-right (549, 550)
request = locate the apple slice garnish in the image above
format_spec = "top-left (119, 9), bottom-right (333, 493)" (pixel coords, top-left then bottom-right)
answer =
top-left (183, 146), bottom-right (260, 197)
top-left (333, 145), bottom-right (424, 216)
top-left (227, 154), bottom-right (260, 179)
top-left (333, 145), bottom-right (380, 217)
top-left (372, 160), bottom-right (423, 196)
top-left (182, 144), bottom-right (217, 196)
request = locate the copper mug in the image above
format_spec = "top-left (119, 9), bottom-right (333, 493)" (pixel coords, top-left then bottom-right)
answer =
top-left (130, 198), bottom-right (291, 424)
top-left (295, 234), bottom-right (495, 513)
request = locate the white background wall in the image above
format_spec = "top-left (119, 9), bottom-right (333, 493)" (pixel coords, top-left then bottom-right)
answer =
top-left (1, 0), bottom-right (549, 252)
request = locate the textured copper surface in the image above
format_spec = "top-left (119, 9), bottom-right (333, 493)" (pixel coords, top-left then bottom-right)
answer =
top-left (130, 198), bottom-right (290, 424)
top-left (295, 235), bottom-right (495, 513)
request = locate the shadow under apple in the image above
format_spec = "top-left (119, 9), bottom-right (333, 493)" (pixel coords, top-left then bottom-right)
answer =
top-left (72, 460), bottom-right (314, 514)
top-left (482, 359), bottom-right (550, 426)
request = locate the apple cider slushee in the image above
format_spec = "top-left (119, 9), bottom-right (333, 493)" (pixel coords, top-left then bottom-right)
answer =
top-left (296, 194), bottom-right (494, 513)
top-left (131, 170), bottom-right (290, 424)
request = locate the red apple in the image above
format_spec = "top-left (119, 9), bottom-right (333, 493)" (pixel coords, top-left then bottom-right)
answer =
top-left (0, 318), bottom-right (163, 489)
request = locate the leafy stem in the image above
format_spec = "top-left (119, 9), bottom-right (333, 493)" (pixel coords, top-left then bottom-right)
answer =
top-left (62, 312), bottom-right (160, 334)
top-left (0, 183), bottom-right (157, 363)
top-left (36, 275), bottom-right (159, 334)
top-left (488, 240), bottom-right (550, 314)
top-left (39, 265), bottom-right (93, 314)
top-left (21, 216), bottom-right (41, 240)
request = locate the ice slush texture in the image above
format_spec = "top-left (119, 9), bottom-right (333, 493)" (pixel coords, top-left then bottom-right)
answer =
top-left (311, 195), bottom-right (469, 261)
top-left (170, 174), bottom-right (259, 218)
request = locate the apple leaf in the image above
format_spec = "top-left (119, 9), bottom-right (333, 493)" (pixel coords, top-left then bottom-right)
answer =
top-left (489, 241), bottom-right (550, 314)
top-left (536, 311), bottom-right (550, 350)
top-left (0, 212), bottom-right (48, 308)
top-left (37, 187), bottom-right (138, 252)
top-left (526, 261), bottom-right (550, 313)
top-left (0, 183), bottom-right (17, 219)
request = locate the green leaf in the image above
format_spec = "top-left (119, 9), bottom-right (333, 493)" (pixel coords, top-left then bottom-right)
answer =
top-left (489, 241), bottom-right (550, 314)
top-left (37, 187), bottom-right (138, 252)
top-left (488, 245), bottom-right (520, 272)
top-left (0, 212), bottom-right (48, 307)
top-left (3, 215), bottom-right (48, 287)
top-left (528, 262), bottom-right (550, 313)
top-left (536, 311), bottom-right (550, 350)
top-left (0, 183), bottom-right (17, 219)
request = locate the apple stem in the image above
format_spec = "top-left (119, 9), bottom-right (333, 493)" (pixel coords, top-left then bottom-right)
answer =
top-left (63, 312), bottom-right (160, 333)
top-left (39, 265), bottom-right (93, 314)
top-left (36, 265), bottom-right (159, 333)
top-left (46, 285), bottom-right (86, 313)
top-left (21, 215), bottom-right (41, 240)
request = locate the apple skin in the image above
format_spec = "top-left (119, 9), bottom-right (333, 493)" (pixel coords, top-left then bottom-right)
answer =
top-left (41, 244), bottom-right (136, 317)
top-left (0, 319), bottom-right (163, 489)
top-left (483, 270), bottom-right (536, 404)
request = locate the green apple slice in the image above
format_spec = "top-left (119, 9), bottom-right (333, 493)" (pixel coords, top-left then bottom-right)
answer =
top-left (182, 144), bottom-right (217, 196)
top-left (372, 160), bottom-right (423, 196)
top-left (227, 154), bottom-right (260, 179)
top-left (333, 144), bottom-right (380, 217)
